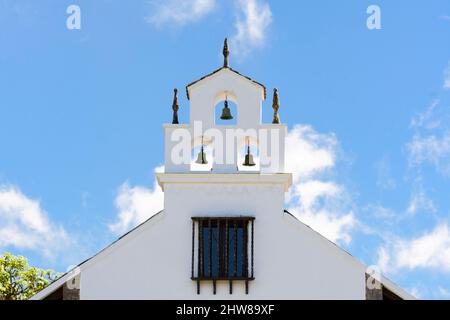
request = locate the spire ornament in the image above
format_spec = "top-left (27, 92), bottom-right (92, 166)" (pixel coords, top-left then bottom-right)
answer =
top-left (272, 88), bottom-right (280, 124)
top-left (172, 88), bottom-right (179, 124)
top-left (223, 38), bottom-right (229, 68)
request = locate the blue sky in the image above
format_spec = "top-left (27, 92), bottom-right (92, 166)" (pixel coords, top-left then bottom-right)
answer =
top-left (1, 0), bottom-right (450, 299)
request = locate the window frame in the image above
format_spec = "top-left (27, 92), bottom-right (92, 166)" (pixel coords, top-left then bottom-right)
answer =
top-left (191, 217), bottom-right (255, 294)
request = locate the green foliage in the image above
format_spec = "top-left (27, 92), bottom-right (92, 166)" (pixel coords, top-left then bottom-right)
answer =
top-left (0, 252), bottom-right (60, 300)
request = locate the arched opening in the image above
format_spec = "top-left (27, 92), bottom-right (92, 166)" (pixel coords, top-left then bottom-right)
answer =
top-left (215, 100), bottom-right (238, 125)
top-left (214, 91), bottom-right (238, 125)
top-left (237, 136), bottom-right (260, 172)
top-left (190, 136), bottom-right (213, 172)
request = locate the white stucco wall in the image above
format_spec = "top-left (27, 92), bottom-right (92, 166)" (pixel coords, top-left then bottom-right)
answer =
top-left (78, 181), bottom-right (367, 300)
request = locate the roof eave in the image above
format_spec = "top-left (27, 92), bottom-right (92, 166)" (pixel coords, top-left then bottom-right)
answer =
top-left (29, 210), bottom-right (164, 300)
top-left (185, 67), bottom-right (267, 101)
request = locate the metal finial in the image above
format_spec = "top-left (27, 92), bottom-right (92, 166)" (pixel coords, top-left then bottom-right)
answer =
top-left (223, 38), bottom-right (229, 68)
top-left (272, 88), bottom-right (280, 124)
top-left (172, 88), bottom-right (179, 124)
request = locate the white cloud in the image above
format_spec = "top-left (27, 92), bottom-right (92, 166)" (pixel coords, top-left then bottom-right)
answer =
top-left (109, 166), bottom-right (164, 235)
top-left (407, 287), bottom-right (423, 299)
top-left (285, 125), bottom-right (356, 244)
top-left (296, 210), bottom-right (356, 245)
top-left (146, 0), bottom-right (216, 27)
top-left (444, 62), bottom-right (450, 90)
top-left (231, 0), bottom-right (272, 57)
top-left (406, 133), bottom-right (450, 175)
top-left (437, 286), bottom-right (450, 298)
top-left (378, 224), bottom-right (450, 273)
top-left (0, 185), bottom-right (70, 257)
top-left (410, 100), bottom-right (441, 130)
top-left (407, 93), bottom-right (450, 178)
top-left (377, 246), bottom-right (390, 273)
top-left (406, 189), bottom-right (436, 215)
top-left (375, 156), bottom-right (397, 190)
top-left (285, 125), bottom-right (337, 182)
top-left (366, 204), bottom-right (397, 221)
top-left (293, 180), bottom-right (339, 210)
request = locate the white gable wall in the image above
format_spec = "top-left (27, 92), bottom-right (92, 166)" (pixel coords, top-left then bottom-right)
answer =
top-left (79, 181), bottom-right (366, 300)
top-left (69, 64), bottom-right (368, 300)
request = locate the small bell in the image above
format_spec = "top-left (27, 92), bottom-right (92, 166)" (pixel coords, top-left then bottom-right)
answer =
top-left (243, 138), bottom-right (256, 167)
top-left (195, 137), bottom-right (208, 165)
top-left (220, 99), bottom-right (233, 120)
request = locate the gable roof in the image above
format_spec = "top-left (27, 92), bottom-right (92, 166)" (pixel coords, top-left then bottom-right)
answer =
top-left (30, 210), bottom-right (164, 300)
top-left (283, 209), bottom-right (416, 300)
top-left (31, 209), bottom-right (414, 300)
top-left (185, 67), bottom-right (267, 100)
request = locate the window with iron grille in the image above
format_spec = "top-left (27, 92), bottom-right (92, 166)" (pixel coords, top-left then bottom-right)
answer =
top-left (191, 217), bottom-right (255, 294)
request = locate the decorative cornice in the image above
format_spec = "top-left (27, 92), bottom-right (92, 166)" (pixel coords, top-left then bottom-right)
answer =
top-left (156, 173), bottom-right (293, 192)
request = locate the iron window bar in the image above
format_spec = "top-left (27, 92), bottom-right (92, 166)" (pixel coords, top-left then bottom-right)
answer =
top-left (191, 217), bottom-right (255, 295)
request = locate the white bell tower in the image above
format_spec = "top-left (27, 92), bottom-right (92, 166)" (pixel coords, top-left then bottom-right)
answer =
top-left (156, 39), bottom-right (292, 296)
top-left (161, 39), bottom-right (289, 175)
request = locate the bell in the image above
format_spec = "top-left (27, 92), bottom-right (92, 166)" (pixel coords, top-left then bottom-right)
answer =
top-left (195, 146), bottom-right (208, 165)
top-left (243, 145), bottom-right (256, 167)
top-left (220, 100), bottom-right (233, 120)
